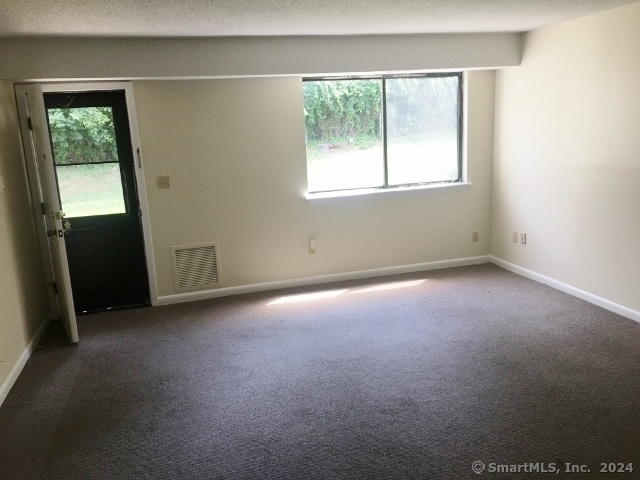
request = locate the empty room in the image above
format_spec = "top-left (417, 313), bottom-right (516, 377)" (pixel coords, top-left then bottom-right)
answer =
top-left (1, 0), bottom-right (639, 478)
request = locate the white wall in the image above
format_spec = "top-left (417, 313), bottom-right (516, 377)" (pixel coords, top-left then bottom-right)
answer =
top-left (0, 80), bottom-right (50, 402)
top-left (0, 34), bottom-right (520, 81)
top-left (492, 2), bottom-right (640, 312)
top-left (134, 71), bottom-right (495, 298)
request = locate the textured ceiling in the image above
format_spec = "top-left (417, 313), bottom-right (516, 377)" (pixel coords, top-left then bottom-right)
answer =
top-left (0, 0), bottom-right (637, 37)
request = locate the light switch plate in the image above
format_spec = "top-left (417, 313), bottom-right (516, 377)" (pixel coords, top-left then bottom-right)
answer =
top-left (157, 176), bottom-right (171, 189)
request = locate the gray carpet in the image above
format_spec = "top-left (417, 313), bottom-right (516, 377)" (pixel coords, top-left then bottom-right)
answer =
top-left (1, 264), bottom-right (639, 479)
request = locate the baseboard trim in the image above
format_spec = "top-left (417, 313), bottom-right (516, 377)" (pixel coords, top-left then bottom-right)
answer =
top-left (0, 314), bottom-right (51, 407)
top-left (491, 256), bottom-right (640, 324)
top-left (158, 255), bottom-right (492, 306)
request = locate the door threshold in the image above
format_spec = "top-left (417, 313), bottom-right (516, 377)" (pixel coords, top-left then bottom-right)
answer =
top-left (77, 302), bottom-right (151, 316)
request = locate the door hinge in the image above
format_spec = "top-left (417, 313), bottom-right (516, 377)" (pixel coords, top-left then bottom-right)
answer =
top-left (27, 116), bottom-right (33, 130)
top-left (136, 148), bottom-right (142, 168)
top-left (48, 282), bottom-right (58, 295)
top-left (41, 202), bottom-right (46, 215)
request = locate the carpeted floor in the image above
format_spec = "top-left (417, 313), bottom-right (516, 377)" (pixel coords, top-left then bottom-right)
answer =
top-left (1, 264), bottom-right (639, 479)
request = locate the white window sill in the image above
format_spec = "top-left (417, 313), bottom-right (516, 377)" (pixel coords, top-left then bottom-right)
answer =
top-left (306, 182), bottom-right (471, 204)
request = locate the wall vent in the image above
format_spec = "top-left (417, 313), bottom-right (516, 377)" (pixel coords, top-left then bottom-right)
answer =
top-left (170, 242), bottom-right (221, 292)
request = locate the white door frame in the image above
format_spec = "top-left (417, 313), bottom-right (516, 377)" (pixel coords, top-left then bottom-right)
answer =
top-left (16, 81), bottom-right (159, 308)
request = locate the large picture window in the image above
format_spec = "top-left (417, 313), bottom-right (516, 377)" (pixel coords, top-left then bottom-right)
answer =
top-left (303, 73), bottom-right (463, 194)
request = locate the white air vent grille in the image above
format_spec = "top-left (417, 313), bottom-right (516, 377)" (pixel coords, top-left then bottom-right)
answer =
top-left (171, 242), bottom-right (221, 292)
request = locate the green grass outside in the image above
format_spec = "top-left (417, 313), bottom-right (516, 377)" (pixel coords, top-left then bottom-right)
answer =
top-left (56, 163), bottom-right (126, 218)
top-left (306, 131), bottom-right (459, 192)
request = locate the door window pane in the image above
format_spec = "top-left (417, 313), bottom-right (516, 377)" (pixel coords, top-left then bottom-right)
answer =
top-left (47, 107), bottom-right (118, 164)
top-left (55, 163), bottom-right (126, 217)
top-left (47, 106), bottom-right (126, 217)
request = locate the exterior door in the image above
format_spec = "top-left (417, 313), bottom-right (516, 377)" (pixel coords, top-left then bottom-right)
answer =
top-left (16, 85), bottom-right (79, 343)
top-left (43, 90), bottom-right (150, 314)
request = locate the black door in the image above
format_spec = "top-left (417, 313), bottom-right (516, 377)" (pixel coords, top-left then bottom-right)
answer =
top-left (44, 90), bottom-right (150, 314)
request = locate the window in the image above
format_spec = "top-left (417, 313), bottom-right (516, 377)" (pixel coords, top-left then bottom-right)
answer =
top-left (47, 106), bottom-right (126, 217)
top-left (303, 73), bottom-right (463, 195)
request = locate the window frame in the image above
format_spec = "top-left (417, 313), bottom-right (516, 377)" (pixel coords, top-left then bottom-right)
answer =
top-left (303, 72), bottom-right (465, 197)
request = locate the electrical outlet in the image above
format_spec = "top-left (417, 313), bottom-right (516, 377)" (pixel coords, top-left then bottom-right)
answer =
top-left (520, 233), bottom-right (527, 245)
top-left (512, 232), bottom-right (518, 243)
top-left (472, 232), bottom-right (479, 242)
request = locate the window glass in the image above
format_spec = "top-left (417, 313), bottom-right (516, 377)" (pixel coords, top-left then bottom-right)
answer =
top-left (303, 79), bottom-right (384, 192)
top-left (47, 106), bottom-right (126, 217)
top-left (303, 73), bottom-right (462, 194)
top-left (386, 76), bottom-right (459, 185)
top-left (55, 163), bottom-right (126, 217)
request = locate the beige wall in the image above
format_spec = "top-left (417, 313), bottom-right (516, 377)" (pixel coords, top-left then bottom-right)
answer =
top-left (134, 71), bottom-right (495, 297)
top-left (492, 3), bottom-right (640, 311)
top-left (0, 80), bottom-right (49, 393)
top-left (0, 34), bottom-right (520, 81)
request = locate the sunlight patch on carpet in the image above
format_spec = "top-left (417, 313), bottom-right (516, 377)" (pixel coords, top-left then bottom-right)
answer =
top-left (268, 289), bottom-right (348, 305)
top-left (349, 279), bottom-right (426, 294)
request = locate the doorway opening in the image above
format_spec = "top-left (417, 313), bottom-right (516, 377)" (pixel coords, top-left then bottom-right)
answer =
top-left (43, 90), bottom-right (151, 314)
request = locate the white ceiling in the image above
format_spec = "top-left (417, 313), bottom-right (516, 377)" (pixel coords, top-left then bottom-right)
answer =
top-left (0, 0), bottom-right (637, 37)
